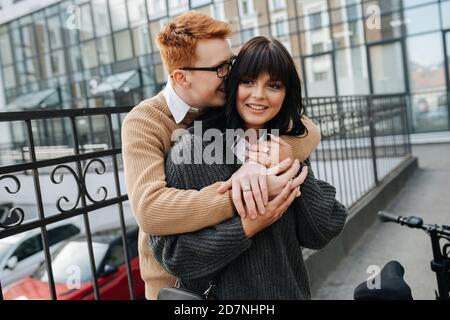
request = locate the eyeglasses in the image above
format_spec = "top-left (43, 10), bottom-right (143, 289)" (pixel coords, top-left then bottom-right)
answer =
top-left (178, 55), bottom-right (237, 79)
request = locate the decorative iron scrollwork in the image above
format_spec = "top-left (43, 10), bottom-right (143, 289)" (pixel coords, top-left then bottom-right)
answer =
top-left (0, 175), bottom-right (25, 229)
top-left (50, 158), bottom-right (108, 213)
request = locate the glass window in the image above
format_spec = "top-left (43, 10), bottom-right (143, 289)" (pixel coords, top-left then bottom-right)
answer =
top-left (132, 26), bottom-right (151, 56)
top-left (12, 234), bottom-right (43, 262)
top-left (332, 20), bottom-right (364, 49)
top-left (241, 27), bottom-right (256, 43)
top-left (80, 3), bottom-right (94, 40)
top-left (440, 1), bottom-right (450, 29)
top-left (34, 19), bottom-right (49, 54)
top-left (102, 242), bottom-right (125, 268)
top-left (329, 3), bottom-right (362, 25)
top-left (191, 0), bottom-right (212, 8)
top-left (0, 29), bottom-right (13, 65)
top-left (304, 54), bottom-right (336, 97)
top-left (60, 2), bottom-right (79, 45)
top-left (47, 16), bottom-right (63, 49)
top-left (97, 36), bottom-right (114, 65)
top-left (50, 50), bottom-right (66, 76)
top-left (47, 225), bottom-right (80, 246)
top-left (301, 27), bottom-right (333, 55)
top-left (369, 42), bottom-right (405, 94)
top-left (364, 12), bottom-right (402, 42)
top-left (309, 12), bottom-right (323, 30)
top-left (273, 19), bottom-right (289, 37)
top-left (21, 24), bottom-right (37, 58)
top-left (25, 58), bottom-right (40, 82)
top-left (34, 241), bottom-right (108, 283)
top-left (16, 61), bottom-right (27, 85)
top-left (407, 33), bottom-right (445, 92)
top-left (114, 30), bottom-right (133, 61)
top-left (411, 92), bottom-right (449, 132)
top-left (11, 28), bottom-right (24, 62)
top-left (363, 0), bottom-right (401, 15)
top-left (109, 0), bottom-right (128, 31)
top-left (169, 0), bottom-right (189, 16)
top-left (404, 4), bottom-right (440, 35)
top-left (336, 46), bottom-right (369, 95)
top-left (404, 0), bottom-right (437, 8)
top-left (148, 0), bottom-right (167, 20)
top-left (269, 0), bottom-right (286, 10)
top-left (127, 0), bottom-right (147, 26)
top-left (2, 65), bottom-right (16, 89)
top-left (81, 40), bottom-right (99, 69)
top-left (92, 0), bottom-right (111, 37)
top-left (68, 46), bottom-right (82, 72)
top-left (447, 32), bottom-right (450, 87)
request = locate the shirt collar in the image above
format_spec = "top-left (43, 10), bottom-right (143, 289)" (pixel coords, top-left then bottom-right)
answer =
top-left (163, 79), bottom-right (193, 124)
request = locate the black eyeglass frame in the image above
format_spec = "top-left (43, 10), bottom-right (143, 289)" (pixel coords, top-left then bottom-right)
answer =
top-left (177, 55), bottom-right (237, 79)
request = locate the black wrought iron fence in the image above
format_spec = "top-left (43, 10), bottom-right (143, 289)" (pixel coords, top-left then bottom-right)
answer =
top-left (305, 94), bottom-right (411, 208)
top-left (0, 94), bottom-right (411, 300)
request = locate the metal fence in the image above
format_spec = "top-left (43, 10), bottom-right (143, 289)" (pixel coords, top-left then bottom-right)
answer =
top-left (306, 94), bottom-right (411, 209)
top-left (0, 94), bottom-right (411, 300)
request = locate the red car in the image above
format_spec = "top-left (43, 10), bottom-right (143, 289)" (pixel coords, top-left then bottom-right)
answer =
top-left (3, 226), bottom-right (145, 300)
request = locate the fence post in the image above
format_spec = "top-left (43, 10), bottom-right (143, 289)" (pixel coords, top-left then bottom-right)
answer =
top-left (367, 95), bottom-right (379, 186)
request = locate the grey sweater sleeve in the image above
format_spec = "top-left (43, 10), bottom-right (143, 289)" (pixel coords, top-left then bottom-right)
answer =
top-left (293, 160), bottom-right (348, 250)
top-left (148, 218), bottom-right (251, 279)
top-left (147, 132), bottom-right (252, 280)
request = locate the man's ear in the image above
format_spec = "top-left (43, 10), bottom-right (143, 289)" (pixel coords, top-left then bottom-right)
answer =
top-left (171, 69), bottom-right (191, 88)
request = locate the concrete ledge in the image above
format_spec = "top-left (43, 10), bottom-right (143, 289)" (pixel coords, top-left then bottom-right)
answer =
top-left (305, 156), bottom-right (419, 297)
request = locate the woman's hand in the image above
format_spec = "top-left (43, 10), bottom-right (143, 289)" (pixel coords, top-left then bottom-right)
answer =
top-left (217, 161), bottom-right (268, 220)
top-left (246, 134), bottom-right (294, 168)
top-left (241, 181), bottom-right (301, 239)
top-left (266, 160), bottom-right (308, 200)
top-left (217, 158), bottom-right (295, 220)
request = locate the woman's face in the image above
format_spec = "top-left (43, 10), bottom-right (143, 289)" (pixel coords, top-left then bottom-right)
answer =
top-left (236, 73), bottom-right (286, 130)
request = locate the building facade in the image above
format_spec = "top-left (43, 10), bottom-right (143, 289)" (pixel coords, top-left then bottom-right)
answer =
top-left (0, 0), bottom-right (449, 147)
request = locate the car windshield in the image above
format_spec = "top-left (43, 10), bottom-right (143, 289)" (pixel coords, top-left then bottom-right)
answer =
top-left (33, 241), bottom-right (109, 284)
top-left (0, 243), bottom-right (11, 263)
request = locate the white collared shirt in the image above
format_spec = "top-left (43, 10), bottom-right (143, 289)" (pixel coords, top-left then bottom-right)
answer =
top-left (163, 79), bottom-right (198, 124)
top-left (232, 131), bottom-right (268, 163)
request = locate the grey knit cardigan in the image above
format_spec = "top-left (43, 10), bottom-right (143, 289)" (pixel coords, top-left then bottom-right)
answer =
top-left (148, 132), bottom-right (348, 300)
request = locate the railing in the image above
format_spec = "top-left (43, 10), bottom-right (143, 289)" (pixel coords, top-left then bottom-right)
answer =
top-left (0, 107), bottom-right (134, 300)
top-left (0, 94), bottom-right (412, 300)
top-left (306, 94), bottom-right (411, 209)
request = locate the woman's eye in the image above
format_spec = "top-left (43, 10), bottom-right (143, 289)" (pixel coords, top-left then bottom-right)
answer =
top-left (240, 79), bottom-right (254, 85)
top-left (268, 83), bottom-right (281, 89)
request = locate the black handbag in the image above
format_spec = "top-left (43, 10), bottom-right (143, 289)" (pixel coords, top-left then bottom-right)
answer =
top-left (157, 280), bottom-right (216, 300)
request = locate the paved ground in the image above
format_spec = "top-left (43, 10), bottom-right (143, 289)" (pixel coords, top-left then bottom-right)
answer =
top-left (314, 143), bottom-right (450, 300)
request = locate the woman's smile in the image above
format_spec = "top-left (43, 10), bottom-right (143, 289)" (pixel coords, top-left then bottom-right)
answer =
top-left (245, 103), bottom-right (269, 113)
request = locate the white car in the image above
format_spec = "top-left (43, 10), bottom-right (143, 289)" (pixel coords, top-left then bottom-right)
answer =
top-left (0, 222), bottom-right (81, 288)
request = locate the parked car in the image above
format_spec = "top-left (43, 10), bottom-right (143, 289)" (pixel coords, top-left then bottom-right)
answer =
top-left (2, 226), bottom-right (145, 300)
top-left (0, 222), bottom-right (81, 287)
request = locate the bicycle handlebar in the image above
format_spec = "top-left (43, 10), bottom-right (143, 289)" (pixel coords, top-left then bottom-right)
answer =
top-left (378, 211), bottom-right (450, 237)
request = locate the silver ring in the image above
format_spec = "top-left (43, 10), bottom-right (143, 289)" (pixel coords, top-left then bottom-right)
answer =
top-left (242, 185), bottom-right (251, 192)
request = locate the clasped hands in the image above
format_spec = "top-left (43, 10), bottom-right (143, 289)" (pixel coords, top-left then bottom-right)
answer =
top-left (217, 135), bottom-right (308, 238)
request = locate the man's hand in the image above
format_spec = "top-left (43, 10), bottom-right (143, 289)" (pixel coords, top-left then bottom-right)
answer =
top-left (217, 158), bottom-right (294, 220)
top-left (266, 160), bottom-right (308, 200)
top-left (241, 181), bottom-right (300, 239)
top-left (246, 134), bottom-right (294, 168)
top-left (216, 161), bottom-right (267, 220)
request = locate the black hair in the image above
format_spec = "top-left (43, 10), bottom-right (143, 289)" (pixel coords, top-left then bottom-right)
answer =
top-left (195, 36), bottom-right (308, 139)
top-left (223, 36), bottom-right (307, 136)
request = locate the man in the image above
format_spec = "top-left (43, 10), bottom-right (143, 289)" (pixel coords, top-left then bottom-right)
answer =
top-left (122, 11), bottom-right (321, 300)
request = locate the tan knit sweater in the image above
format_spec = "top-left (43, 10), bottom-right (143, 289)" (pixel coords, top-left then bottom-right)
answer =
top-left (121, 91), bottom-right (321, 300)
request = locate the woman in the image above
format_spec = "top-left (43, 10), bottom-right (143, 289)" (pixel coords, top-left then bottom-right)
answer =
top-left (148, 36), bottom-right (347, 299)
